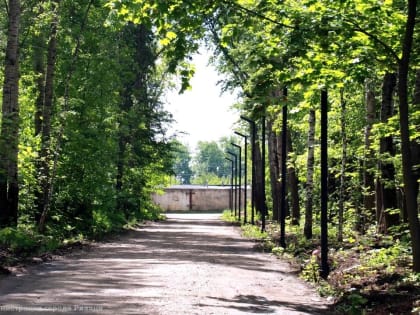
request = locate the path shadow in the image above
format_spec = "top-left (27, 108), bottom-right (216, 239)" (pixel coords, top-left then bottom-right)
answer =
top-left (0, 213), bottom-right (327, 314)
top-left (199, 295), bottom-right (331, 314)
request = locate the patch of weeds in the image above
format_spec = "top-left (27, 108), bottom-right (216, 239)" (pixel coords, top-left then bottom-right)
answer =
top-left (0, 227), bottom-right (40, 254)
top-left (241, 224), bottom-right (268, 240)
top-left (240, 224), bottom-right (275, 252)
top-left (402, 271), bottom-right (420, 285)
top-left (301, 255), bottom-right (321, 283)
top-left (335, 291), bottom-right (368, 315)
top-left (360, 240), bottom-right (410, 274)
top-left (221, 210), bottom-right (237, 223)
top-left (272, 246), bottom-right (285, 256)
top-left (38, 235), bottom-right (61, 252)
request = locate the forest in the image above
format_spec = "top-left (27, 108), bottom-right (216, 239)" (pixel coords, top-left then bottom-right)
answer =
top-left (0, 0), bottom-right (419, 313)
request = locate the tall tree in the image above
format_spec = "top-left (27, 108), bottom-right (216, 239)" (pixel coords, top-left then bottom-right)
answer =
top-left (253, 139), bottom-right (266, 218)
top-left (287, 130), bottom-right (300, 226)
top-left (376, 72), bottom-right (399, 233)
top-left (338, 90), bottom-right (347, 242)
top-left (0, 0), bottom-right (21, 227)
top-left (358, 81), bottom-right (377, 232)
top-left (304, 108), bottom-right (316, 239)
top-left (35, 0), bottom-right (60, 224)
top-left (32, 1), bottom-right (46, 137)
top-left (37, 0), bottom-right (95, 232)
top-left (172, 141), bottom-right (193, 185)
top-left (267, 118), bottom-right (281, 221)
top-left (193, 140), bottom-right (230, 185)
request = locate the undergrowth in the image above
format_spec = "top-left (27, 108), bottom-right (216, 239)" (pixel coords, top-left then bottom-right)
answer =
top-left (221, 210), bottom-right (420, 314)
top-left (0, 204), bottom-right (163, 265)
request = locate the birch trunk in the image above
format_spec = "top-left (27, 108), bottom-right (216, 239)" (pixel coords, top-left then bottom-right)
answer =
top-left (0, 0), bottom-right (21, 227)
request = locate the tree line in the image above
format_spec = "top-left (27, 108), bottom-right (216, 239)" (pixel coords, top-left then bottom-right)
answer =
top-left (0, 0), bottom-right (176, 240)
top-left (171, 140), bottom-right (234, 186)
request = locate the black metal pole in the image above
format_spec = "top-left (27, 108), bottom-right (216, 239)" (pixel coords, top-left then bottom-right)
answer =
top-left (261, 113), bottom-right (266, 232)
top-left (227, 151), bottom-right (237, 217)
top-left (240, 116), bottom-right (256, 225)
top-left (235, 131), bottom-right (248, 224)
top-left (225, 157), bottom-right (234, 212)
top-left (320, 89), bottom-right (330, 279)
top-left (232, 143), bottom-right (242, 221)
top-left (280, 87), bottom-right (287, 248)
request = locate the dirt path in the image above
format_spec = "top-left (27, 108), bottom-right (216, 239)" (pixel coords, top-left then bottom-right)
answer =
top-left (0, 213), bottom-right (331, 314)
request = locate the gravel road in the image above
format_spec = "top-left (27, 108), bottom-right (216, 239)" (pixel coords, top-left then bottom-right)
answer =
top-left (0, 213), bottom-right (331, 314)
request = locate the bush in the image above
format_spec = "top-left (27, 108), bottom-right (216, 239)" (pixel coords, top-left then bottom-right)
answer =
top-left (0, 227), bottom-right (39, 253)
top-left (91, 210), bottom-right (126, 238)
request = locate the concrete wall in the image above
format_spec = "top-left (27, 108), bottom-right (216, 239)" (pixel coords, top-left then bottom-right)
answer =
top-left (152, 185), bottom-right (248, 211)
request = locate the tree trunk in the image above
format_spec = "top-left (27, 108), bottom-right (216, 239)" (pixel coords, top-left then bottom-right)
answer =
top-left (33, 28), bottom-right (45, 137)
top-left (32, 2), bottom-right (46, 222)
top-left (37, 0), bottom-right (60, 232)
top-left (254, 140), bottom-right (266, 217)
top-left (304, 108), bottom-right (316, 239)
top-left (338, 90), bottom-right (347, 242)
top-left (116, 133), bottom-right (127, 211)
top-left (0, 0), bottom-right (21, 227)
top-left (267, 119), bottom-right (281, 222)
top-left (398, 0), bottom-right (420, 272)
top-left (412, 69), bottom-right (420, 213)
top-left (358, 80), bottom-right (377, 232)
top-left (287, 130), bottom-right (300, 225)
top-left (414, 69), bottom-right (420, 105)
top-left (115, 23), bottom-right (156, 216)
top-left (377, 72), bottom-right (399, 234)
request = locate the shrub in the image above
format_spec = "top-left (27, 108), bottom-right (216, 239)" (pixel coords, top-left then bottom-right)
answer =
top-left (0, 227), bottom-right (39, 253)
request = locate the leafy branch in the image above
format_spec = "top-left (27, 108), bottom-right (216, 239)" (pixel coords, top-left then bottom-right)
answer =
top-left (343, 17), bottom-right (401, 63)
top-left (221, 0), bottom-right (297, 30)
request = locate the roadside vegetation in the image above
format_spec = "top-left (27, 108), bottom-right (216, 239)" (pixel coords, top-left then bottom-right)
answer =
top-left (222, 210), bottom-right (420, 314)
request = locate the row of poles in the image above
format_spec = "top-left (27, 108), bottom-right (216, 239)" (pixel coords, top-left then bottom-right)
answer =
top-left (225, 116), bottom-right (255, 225)
top-left (224, 88), bottom-right (330, 278)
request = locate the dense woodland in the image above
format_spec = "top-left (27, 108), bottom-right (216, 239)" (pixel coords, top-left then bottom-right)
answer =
top-left (0, 0), bottom-right (419, 312)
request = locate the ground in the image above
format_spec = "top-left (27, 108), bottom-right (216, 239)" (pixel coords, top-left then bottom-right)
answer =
top-left (0, 213), bottom-right (332, 314)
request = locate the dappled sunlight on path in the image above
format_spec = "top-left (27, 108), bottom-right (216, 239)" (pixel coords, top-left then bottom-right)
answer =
top-left (0, 213), bottom-right (330, 314)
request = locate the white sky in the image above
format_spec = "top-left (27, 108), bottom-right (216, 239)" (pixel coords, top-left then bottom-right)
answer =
top-left (164, 50), bottom-right (240, 151)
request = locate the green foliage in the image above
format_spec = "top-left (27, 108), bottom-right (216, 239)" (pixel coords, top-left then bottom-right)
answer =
top-left (221, 210), bottom-right (236, 223)
top-left (91, 210), bottom-right (126, 238)
top-left (0, 225), bottom-right (66, 256)
top-left (0, 227), bottom-right (39, 253)
top-left (241, 224), bottom-right (268, 240)
top-left (191, 139), bottom-right (233, 185)
top-left (171, 141), bottom-right (194, 184)
top-left (194, 141), bottom-right (229, 176)
top-left (336, 292), bottom-right (369, 315)
top-left (301, 255), bottom-right (322, 283)
top-left (360, 240), bottom-right (411, 273)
